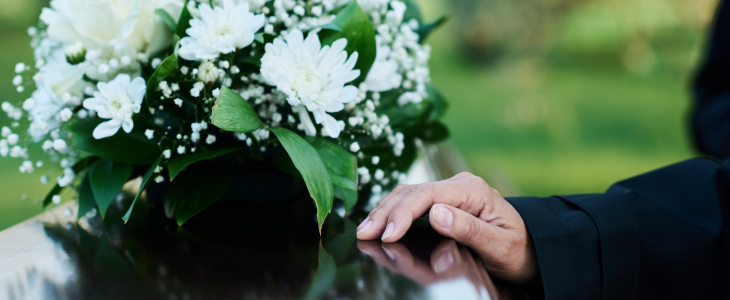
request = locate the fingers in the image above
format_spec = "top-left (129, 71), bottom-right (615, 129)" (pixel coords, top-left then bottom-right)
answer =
top-left (429, 204), bottom-right (506, 262)
top-left (357, 173), bottom-right (500, 242)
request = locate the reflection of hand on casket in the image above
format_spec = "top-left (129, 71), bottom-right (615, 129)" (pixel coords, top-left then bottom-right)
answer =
top-left (356, 172), bottom-right (538, 283)
top-left (358, 239), bottom-right (509, 300)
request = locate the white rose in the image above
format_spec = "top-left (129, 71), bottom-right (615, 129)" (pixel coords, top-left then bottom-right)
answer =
top-left (40, 0), bottom-right (183, 55)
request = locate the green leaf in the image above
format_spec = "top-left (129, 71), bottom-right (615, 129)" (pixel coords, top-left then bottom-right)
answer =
top-left (77, 173), bottom-right (96, 221)
top-left (211, 86), bottom-right (264, 133)
top-left (163, 163), bottom-right (233, 226)
top-left (89, 159), bottom-right (133, 219)
top-left (426, 83), bottom-right (449, 122)
top-left (303, 244), bottom-right (337, 300)
top-left (304, 137), bottom-right (358, 190)
top-left (417, 121), bottom-right (449, 142)
top-left (309, 23), bottom-right (341, 32)
top-left (318, 1), bottom-right (376, 86)
top-left (65, 118), bottom-right (161, 165)
top-left (146, 54), bottom-right (178, 102)
top-left (155, 9), bottom-right (176, 31)
top-left (333, 185), bottom-right (358, 213)
top-left (402, 0), bottom-right (423, 22)
top-left (43, 156), bottom-right (100, 208)
top-left (254, 32), bottom-right (276, 45)
top-left (417, 16), bottom-right (448, 44)
top-left (175, 0), bottom-right (193, 37)
top-left (271, 128), bottom-right (334, 232)
top-left (167, 147), bottom-right (240, 180)
top-left (122, 156), bottom-right (163, 224)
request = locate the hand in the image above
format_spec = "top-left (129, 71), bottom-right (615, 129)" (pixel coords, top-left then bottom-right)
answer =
top-left (356, 172), bottom-right (538, 283)
top-left (357, 239), bottom-right (510, 300)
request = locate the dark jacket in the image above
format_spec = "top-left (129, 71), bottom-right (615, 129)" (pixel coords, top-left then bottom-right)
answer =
top-left (507, 158), bottom-right (729, 300)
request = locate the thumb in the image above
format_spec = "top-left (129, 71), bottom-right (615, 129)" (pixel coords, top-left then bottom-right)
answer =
top-left (429, 204), bottom-right (504, 260)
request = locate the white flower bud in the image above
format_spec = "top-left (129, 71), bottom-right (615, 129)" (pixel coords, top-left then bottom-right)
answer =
top-left (58, 108), bottom-right (73, 122)
top-left (12, 75), bottom-right (23, 86)
top-left (372, 156), bottom-right (380, 165)
top-left (7, 134), bottom-right (19, 145)
top-left (15, 63), bottom-right (26, 73)
top-left (145, 129), bottom-right (154, 139)
top-left (22, 98), bottom-right (35, 110)
top-left (151, 58), bottom-right (163, 69)
top-left (52, 139), bottom-right (67, 152)
top-left (163, 149), bottom-right (171, 158)
top-left (206, 135), bottom-right (216, 145)
top-left (120, 56), bottom-right (132, 66)
top-left (349, 142), bottom-right (360, 152)
top-left (1, 126), bottom-right (10, 137)
top-left (177, 145), bottom-right (186, 154)
top-left (52, 195), bottom-right (62, 205)
top-left (174, 98), bottom-right (183, 107)
top-left (374, 169), bottom-right (384, 181)
top-left (197, 61), bottom-right (220, 84)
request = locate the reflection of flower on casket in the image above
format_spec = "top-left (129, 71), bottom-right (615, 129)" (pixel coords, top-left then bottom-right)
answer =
top-left (3, 0), bottom-right (450, 231)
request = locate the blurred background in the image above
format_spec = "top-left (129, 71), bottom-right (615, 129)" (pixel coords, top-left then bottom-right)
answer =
top-left (0, 0), bottom-right (719, 230)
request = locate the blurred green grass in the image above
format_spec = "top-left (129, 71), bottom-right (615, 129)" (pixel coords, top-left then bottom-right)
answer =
top-left (0, 0), bottom-right (716, 230)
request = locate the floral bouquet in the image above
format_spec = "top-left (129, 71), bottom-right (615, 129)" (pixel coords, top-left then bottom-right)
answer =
top-left (3, 0), bottom-right (448, 231)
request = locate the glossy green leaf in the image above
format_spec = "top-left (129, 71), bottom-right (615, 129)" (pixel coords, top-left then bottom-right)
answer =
top-left (333, 185), bottom-right (358, 213)
top-left (65, 118), bottom-right (161, 165)
top-left (304, 137), bottom-right (358, 190)
top-left (417, 121), bottom-right (449, 142)
top-left (155, 9), bottom-right (176, 31)
top-left (167, 148), bottom-right (240, 180)
top-left (211, 86), bottom-right (264, 133)
top-left (271, 128), bottom-right (333, 232)
top-left (309, 23), bottom-right (341, 32)
top-left (175, 1), bottom-right (193, 37)
top-left (319, 1), bottom-right (376, 85)
top-left (163, 163), bottom-right (233, 226)
top-left (303, 245), bottom-right (337, 300)
top-left (43, 156), bottom-right (100, 208)
top-left (89, 159), bottom-right (133, 219)
top-left (77, 174), bottom-right (96, 221)
top-left (146, 54), bottom-right (178, 102)
top-left (417, 16), bottom-right (448, 44)
top-left (254, 32), bottom-right (276, 45)
top-left (122, 156), bottom-right (163, 224)
top-left (402, 0), bottom-right (423, 22)
top-left (426, 83), bottom-right (449, 122)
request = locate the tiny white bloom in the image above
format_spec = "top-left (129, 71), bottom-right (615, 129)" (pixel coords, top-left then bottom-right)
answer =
top-left (180, 66), bottom-right (189, 75)
top-left (120, 56), bottom-right (132, 66)
top-left (212, 88), bottom-right (221, 98)
top-left (264, 24), bottom-right (274, 34)
top-left (261, 29), bottom-right (360, 138)
top-left (1, 126), bottom-right (10, 137)
top-left (374, 169), bottom-right (384, 180)
top-left (163, 149), bottom-right (172, 159)
top-left (349, 141), bottom-right (360, 152)
top-left (82, 74), bottom-right (146, 139)
top-left (58, 108), bottom-right (73, 122)
top-left (12, 75), bottom-right (23, 86)
top-left (293, 5), bottom-right (305, 16)
top-left (52, 139), bottom-right (67, 152)
top-left (15, 63), bottom-right (26, 73)
top-left (7, 134), bottom-right (19, 145)
top-left (22, 98), bottom-right (35, 110)
top-left (206, 135), bottom-right (216, 144)
top-left (151, 58), bottom-right (163, 69)
top-left (174, 98), bottom-right (183, 107)
top-left (311, 5), bottom-right (322, 16)
top-left (177, 145), bottom-right (186, 154)
top-left (372, 156), bottom-right (380, 165)
top-left (154, 175), bottom-right (164, 183)
top-left (179, 0), bottom-right (265, 61)
top-left (42, 140), bottom-right (53, 151)
top-left (145, 129), bottom-right (155, 140)
top-left (52, 195), bottom-right (62, 205)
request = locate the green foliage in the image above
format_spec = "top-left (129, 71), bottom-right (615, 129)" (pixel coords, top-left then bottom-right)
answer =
top-left (305, 137), bottom-right (359, 212)
top-left (146, 54), bottom-right (178, 102)
top-left (167, 148), bottom-right (240, 180)
top-left (64, 118), bottom-right (161, 165)
top-left (211, 86), bottom-right (264, 133)
top-left (77, 174), bottom-right (96, 220)
top-left (417, 15), bottom-right (448, 44)
top-left (89, 159), bottom-right (133, 219)
top-left (402, 0), bottom-right (423, 22)
top-left (271, 128), bottom-right (333, 232)
top-left (42, 156), bottom-right (100, 208)
top-left (155, 9), bottom-right (176, 31)
top-left (164, 163), bottom-right (233, 226)
top-left (122, 156), bottom-right (163, 223)
top-left (319, 1), bottom-right (376, 86)
top-left (175, 1), bottom-right (193, 37)
top-left (416, 121), bottom-right (449, 142)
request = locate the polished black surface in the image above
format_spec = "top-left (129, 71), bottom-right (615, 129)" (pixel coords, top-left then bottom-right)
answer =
top-left (0, 193), bottom-right (504, 300)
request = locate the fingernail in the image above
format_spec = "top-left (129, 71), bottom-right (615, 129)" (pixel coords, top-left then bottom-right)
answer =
top-left (381, 222), bottom-right (395, 240)
top-left (432, 205), bottom-right (454, 228)
top-left (357, 216), bottom-right (370, 229)
top-left (433, 250), bottom-right (454, 273)
top-left (356, 220), bottom-right (372, 235)
top-left (382, 246), bottom-right (395, 260)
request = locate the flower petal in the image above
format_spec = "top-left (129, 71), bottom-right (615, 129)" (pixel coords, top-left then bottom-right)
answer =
top-left (323, 113), bottom-right (341, 138)
top-left (92, 119), bottom-right (122, 139)
top-left (298, 107), bottom-right (317, 137)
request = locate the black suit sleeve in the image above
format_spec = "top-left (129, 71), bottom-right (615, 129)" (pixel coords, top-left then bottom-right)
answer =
top-left (506, 158), bottom-right (729, 300)
top-left (693, 0), bottom-right (730, 159)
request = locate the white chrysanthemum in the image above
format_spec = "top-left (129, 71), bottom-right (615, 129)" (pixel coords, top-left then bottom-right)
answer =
top-left (82, 74), bottom-right (146, 139)
top-left (261, 29), bottom-right (360, 138)
top-left (179, 0), bottom-right (265, 61)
